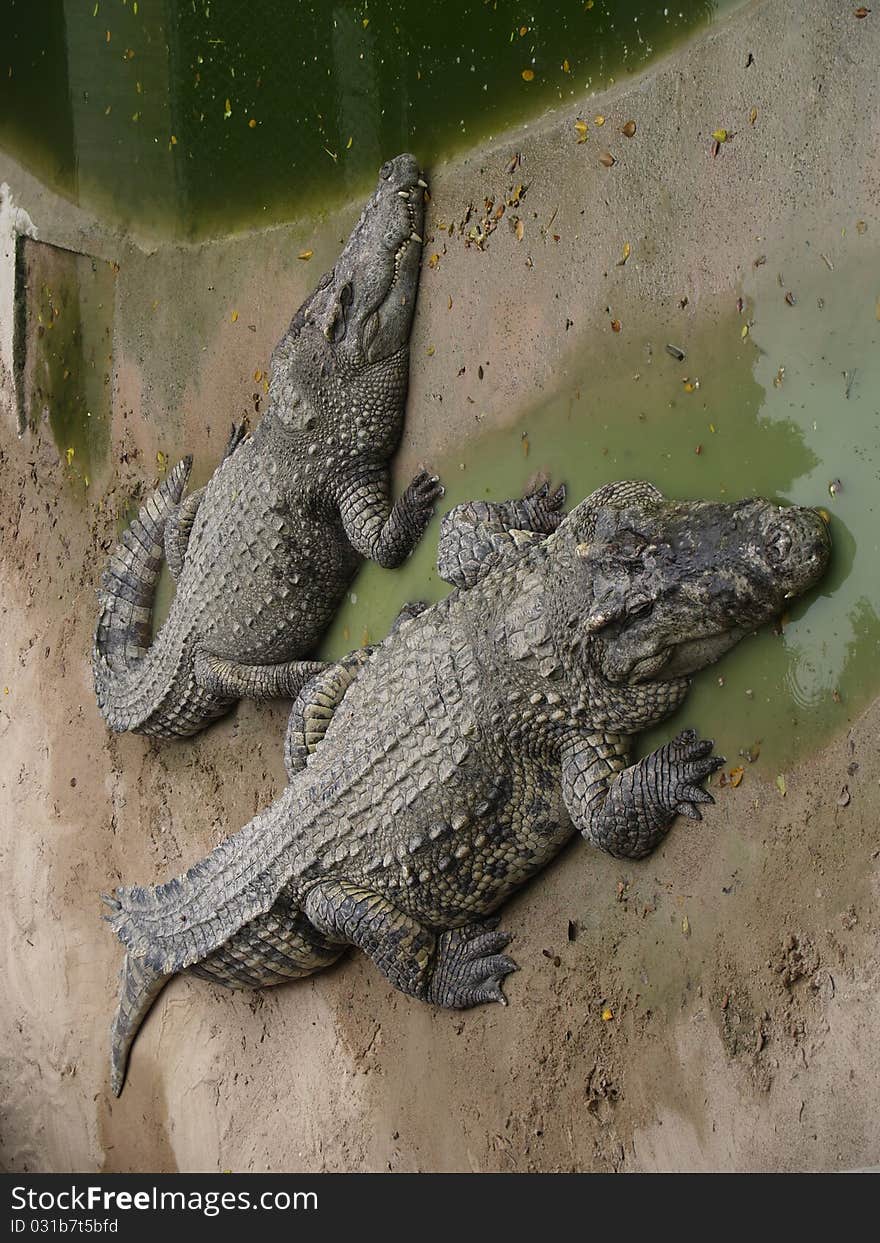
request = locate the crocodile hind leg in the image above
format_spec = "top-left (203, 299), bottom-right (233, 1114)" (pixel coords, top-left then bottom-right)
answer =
top-left (437, 481), bottom-right (567, 589)
top-left (304, 880), bottom-right (517, 1008)
top-left (164, 423), bottom-right (248, 580)
top-left (164, 487), bottom-right (205, 580)
top-left (194, 651), bottom-right (326, 701)
top-left (561, 728), bottom-right (724, 860)
top-left (283, 602), bottom-right (427, 777)
top-left (190, 890), bottom-right (344, 989)
top-left (284, 649), bottom-right (372, 778)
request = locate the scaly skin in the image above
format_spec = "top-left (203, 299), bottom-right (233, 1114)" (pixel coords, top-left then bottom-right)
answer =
top-left (105, 480), bottom-right (830, 1093)
top-left (93, 154), bottom-right (442, 738)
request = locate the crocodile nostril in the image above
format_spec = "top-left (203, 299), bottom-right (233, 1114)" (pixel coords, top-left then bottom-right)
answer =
top-left (379, 160), bottom-right (393, 180)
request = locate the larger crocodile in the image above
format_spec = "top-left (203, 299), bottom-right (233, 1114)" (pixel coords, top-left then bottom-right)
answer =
top-left (105, 481), bottom-right (830, 1092)
top-left (94, 153), bottom-right (442, 737)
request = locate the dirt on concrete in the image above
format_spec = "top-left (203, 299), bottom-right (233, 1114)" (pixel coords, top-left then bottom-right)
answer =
top-left (1, 0), bottom-right (878, 1172)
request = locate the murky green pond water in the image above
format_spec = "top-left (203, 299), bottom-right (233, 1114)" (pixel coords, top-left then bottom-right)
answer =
top-left (2, 0), bottom-right (739, 238)
top-left (321, 240), bottom-right (880, 774)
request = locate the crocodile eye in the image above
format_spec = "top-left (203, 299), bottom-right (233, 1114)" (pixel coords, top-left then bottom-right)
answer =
top-left (379, 160), bottom-right (394, 180)
top-left (627, 597), bottom-right (652, 618)
top-left (339, 282), bottom-right (354, 308)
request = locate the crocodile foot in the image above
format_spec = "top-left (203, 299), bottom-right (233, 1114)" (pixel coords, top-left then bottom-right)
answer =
top-left (660, 728), bottom-right (725, 821)
top-left (428, 921), bottom-right (517, 1009)
top-left (223, 419), bottom-right (249, 459)
top-left (523, 479), bottom-right (567, 533)
top-left (405, 469), bottom-right (445, 517)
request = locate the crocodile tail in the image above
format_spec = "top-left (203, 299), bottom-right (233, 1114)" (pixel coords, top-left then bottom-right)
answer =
top-left (107, 796), bottom-right (309, 976)
top-left (109, 951), bottom-right (172, 1095)
top-left (93, 457), bottom-right (191, 731)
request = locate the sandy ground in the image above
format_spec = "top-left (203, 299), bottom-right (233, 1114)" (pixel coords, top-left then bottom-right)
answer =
top-left (1, 0), bottom-right (879, 1172)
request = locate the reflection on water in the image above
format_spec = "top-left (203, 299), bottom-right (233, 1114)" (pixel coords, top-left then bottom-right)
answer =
top-left (1, 0), bottom-right (734, 238)
top-left (322, 243), bottom-right (880, 772)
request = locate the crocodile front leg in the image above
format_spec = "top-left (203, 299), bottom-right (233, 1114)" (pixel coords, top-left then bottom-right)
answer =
top-left (562, 728), bottom-right (724, 860)
top-left (336, 463), bottom-right (444, 568)
top-left (304, 880), bottom-right (517, 1007)
top-left (437, 481), bottom-right (566, 588)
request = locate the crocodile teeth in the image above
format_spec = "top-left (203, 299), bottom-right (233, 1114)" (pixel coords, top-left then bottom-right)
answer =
top-left (417, 178), bottom-right (428, 188)
top-left (410, 232), bottom-right (423, 244)
top-left (398, 190), bottom-right (410, 198)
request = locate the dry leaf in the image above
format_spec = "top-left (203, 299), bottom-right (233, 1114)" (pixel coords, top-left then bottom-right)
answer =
top-left (298, 250), bottom-right (313, 261)
top-left (601, 1007), bottom-right (613, 1022)
top-left (749, 107), bottom-right (758, 124)
top-left (594, 114), bottom-right (605, 126)
top-left (854, 6), bottom-right (870, 16)
top-left (856, 220), bottom-right (867, 234)
top-left (729, 766), bottom-right (745, 788)
top-left (621, 120), bottom-right (636, 137)
top-left (712, 128), bottom-right (729, 142)
top-left (837, 785), bottom-right (851, 808)
top-left (773, 366), bottom-right (785, 388)
top-left (599, 150), bottom-right (616, 168)
top-left (521, 69), bottom-right (535, 82)
top-left (611, 319), bottom-right (621, 333)
top-left (741, 323), bottom-right (750, 339)
top-left (681, 916), bottom-right (690, 936)
top-left (562, 58), bottom-right (571, 73)
top-left (574, 119), bottom-right (588, 143)
top-left (230, 309), bottom-right (239, 322)
top-left (775, 774), bottom-right (787, 797)
top-left (427, 253), bottom-right (440, 269)
top-left (522, 434), bottom-right (530, 457)
top-left (515, 218), bottom-right (524, 241)
top-left (619, 241), bottom-right (631, 264)
top-left (253, 369), bottom-right (262, 382)
top-left (65, 447), bottom-right (75, 465)
top-left (426, 345), bottom-right (435, 357)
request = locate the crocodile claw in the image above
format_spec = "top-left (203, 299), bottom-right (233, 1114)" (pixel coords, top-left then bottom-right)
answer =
top-left (428, 921), bottom-right (518, 1009)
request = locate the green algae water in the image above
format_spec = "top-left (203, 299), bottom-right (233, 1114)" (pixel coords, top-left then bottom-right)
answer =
top-left (20, 239), bottom-right (114, 486)
top-left (321, 240), bottom-right (880, 775)
top-left (1, 0), bottom-right (739, 239)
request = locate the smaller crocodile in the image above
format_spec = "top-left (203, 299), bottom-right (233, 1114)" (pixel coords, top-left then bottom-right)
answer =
top-left (105, 482), bottom-right (830, 1093)
top-left (94, 153), bottom-right (442, 737)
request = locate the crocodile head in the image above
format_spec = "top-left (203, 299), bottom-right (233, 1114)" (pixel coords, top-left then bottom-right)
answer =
top-left (559, 482), bottom-right (830, 684)
top-left (265, 153), bottom-right (427, 446)
top-left (301, 152), bottom-right (426, 365)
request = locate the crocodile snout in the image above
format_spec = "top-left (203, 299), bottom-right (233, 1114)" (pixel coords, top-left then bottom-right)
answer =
top-left (765, 506), bottom-right (831, 594)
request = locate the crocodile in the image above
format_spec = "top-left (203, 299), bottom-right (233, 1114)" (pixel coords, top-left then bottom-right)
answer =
top-left (105, 481), bottom-right (830, 1092)
top-left (93, 153), bottom-right (442, 738)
